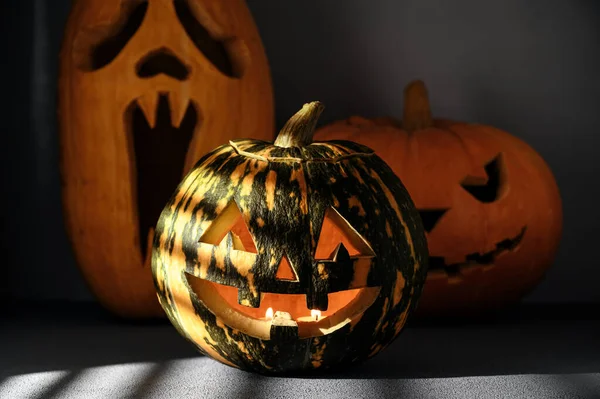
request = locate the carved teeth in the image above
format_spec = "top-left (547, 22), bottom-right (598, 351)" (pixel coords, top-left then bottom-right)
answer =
top-left (270, 311), bottom-right (298, 342)
top-left (307, 291), bottom-right (329, 311)
top-left (136, 93), bottom-right (159, 129)
top-left (168, 91), bottom-right (191, 128)
top-left (238, 288), bottom-right (261, 308)
top-left (135, 92), bottom-right (193, 129)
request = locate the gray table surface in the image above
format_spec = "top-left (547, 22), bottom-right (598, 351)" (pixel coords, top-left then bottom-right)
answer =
top-left (1, 302), bottom-right (599, 399)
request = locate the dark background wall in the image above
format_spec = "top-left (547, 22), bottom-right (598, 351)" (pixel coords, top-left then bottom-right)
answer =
top-left (2, 0), bottom-right (599, 303)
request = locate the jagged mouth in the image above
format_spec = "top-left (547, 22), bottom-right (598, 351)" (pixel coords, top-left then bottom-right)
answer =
top-left (187, 275), bottom-right (381, 340)
top-left (428, 227), bottom-right (527, 277)
top-left (126, 92), bottom-right (199, 262)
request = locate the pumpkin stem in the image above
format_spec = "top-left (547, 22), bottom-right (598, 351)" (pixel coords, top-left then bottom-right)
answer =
top-left (402, 80), bottom-right (433, 131)
top-left (274, 101), bottom-right (325, 148)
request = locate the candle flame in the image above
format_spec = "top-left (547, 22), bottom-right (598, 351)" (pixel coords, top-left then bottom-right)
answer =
top-left (311, 309), bottom-right (321, 321)
top-left (265, 307), bottom-right (274, 320)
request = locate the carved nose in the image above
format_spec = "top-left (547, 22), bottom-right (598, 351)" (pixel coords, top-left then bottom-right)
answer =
top-left (136, 47), bottom-right (190, 81)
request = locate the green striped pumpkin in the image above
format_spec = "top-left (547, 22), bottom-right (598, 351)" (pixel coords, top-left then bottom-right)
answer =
top-left (151, 102), bottom-right (428, 374)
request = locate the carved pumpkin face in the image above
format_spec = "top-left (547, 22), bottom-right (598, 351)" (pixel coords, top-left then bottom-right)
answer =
top-left (314, 81), bottom-right (563, 317)
top-left (152, 103), bottom-right (428, 374)
top-left (58, 0), bottom-right (274, 317)
top-left (192, 201), bottom-right (380, 325)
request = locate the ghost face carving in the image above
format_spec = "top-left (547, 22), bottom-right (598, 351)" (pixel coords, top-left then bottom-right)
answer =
top-left (313, 81), bottom-right (563, 317)
top-left (152, 103), bottom-right (428, 374)
top-left (58, 0), bottom-right (274, 318)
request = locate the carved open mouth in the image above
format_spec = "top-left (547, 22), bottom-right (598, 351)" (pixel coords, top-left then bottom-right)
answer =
top-left (187, 276), bottom-right (381, 340)
top-left (183, 203), bottom-right (382, 340)
top-left (125, 93), bottom-right (199, 262)
top-left (428, 227), bottom-right (527, 277)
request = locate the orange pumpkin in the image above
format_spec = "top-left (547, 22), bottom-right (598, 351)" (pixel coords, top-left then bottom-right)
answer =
top-left (58, 0), bottom-right (274, 318)
top-left (314, 80), bottom-right (563, 317)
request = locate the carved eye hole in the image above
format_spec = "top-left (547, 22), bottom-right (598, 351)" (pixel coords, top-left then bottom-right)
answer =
top-left (230, 214), bottom-right (258, 254)
top-left (315, 207), bottom-right (375, 260)
top-left (199, 201), bottom-right (257, 254)
top-left (461, 153), bottom-right (506, 203)
top-left (73, 1), bottom-right (148, 71)
top-left (418, 209), bottom-right (449, 234)
top-left (198, 201), bottom-right (299, 282)
top-left (173, 0), bottom-right (247, 78)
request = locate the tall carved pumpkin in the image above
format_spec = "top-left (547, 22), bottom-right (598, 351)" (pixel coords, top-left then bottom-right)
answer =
top-left (58, 0), bottom-right (274, 318)
top-left (315, 80), bottom-right (563, 317)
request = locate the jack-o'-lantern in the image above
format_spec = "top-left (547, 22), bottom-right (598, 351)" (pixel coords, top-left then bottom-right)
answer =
top-left (314, 80), bottom-right (563, 317)
top-left (58, 0), bottom-right (274, 318)
top-left (152, 102), bottom-right (428, 374)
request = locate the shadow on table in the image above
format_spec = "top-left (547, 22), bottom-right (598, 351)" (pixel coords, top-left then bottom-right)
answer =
top-left (307, 303), bottom-right (600, 379)
top-left (0, 300), bottom-right (196, 377)
top-left (1, 301), bottom-right (599, 380)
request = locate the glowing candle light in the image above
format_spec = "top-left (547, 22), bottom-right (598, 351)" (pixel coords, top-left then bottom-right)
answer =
top-left (311, 309), bottom-right (321, 321)
top-left (265, 307), bottom-right (274, 320)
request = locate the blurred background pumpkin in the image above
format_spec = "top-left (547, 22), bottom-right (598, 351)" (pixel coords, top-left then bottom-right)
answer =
top-left (315, 80), bottom-right (563, 317)
top-left (58, 0), bottom-right (274, 318)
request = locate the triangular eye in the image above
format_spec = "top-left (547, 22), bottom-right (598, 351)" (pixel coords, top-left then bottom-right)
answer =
top-left (199, 200), bottom-right (257, 253)
top-left (230, 215), bottom-right (257, 253)
top-left (418, 209), bottom-right (449, 233)
top-left (275, 254), bottom-right (299, 282)
top-left (315, 207), bottom-right (375, 260)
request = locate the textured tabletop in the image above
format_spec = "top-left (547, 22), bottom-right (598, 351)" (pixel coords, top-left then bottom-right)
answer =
top-left (1, 302), bottom-right (599, 399)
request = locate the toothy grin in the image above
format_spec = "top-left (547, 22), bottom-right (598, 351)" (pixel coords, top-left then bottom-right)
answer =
top-left (187, 275), bottom-right (382, 340)
top-left (127, 93), bottom-right (198, 259)
top-left (428, 226), bottom-right (527, 276)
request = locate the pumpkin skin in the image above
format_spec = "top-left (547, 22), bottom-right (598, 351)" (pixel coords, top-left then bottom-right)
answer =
top-left (314, 81), bottom-right (563, 317)
top-left (58, 0), bottom-right (274, 318)
top-left (152, 103), bottom-right (428, 374)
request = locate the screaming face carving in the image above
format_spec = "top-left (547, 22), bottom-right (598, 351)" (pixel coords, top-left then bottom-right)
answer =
top-left (73, 0), bottom-right (247, 259)
top-left (58, 0), bottom-right (274, 317)
top-left (128, 94), bottom-right (197, 257)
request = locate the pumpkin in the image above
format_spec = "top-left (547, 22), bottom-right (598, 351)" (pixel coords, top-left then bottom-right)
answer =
top-left (314, 80), bottom-right (563, 317)
top-left (58, 0), bottom-right (274, 318)
top-left (152, 102), bottom-right (428, 374)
